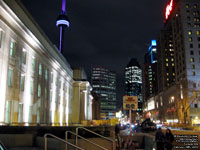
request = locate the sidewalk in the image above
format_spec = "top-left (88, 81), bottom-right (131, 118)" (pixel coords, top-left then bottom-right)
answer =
top-left (117, 129), bottom-right (156, 150)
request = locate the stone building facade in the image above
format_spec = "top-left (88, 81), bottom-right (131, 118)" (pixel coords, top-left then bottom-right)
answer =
top-left (0, 0), bottom-right (74, 125)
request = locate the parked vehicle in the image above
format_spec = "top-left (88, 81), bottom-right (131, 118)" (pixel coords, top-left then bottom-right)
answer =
top-left (141, 118), bottom-right (157, 132)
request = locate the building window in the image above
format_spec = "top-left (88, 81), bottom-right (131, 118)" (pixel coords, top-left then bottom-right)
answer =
top-left (9, 41), bottom-right (15, 57)
top-left (39, 63), bottom-right (42, 75)
top-left (166, 63), bottom-right (168, 66)
top-left (38, 84), bottom-right (41, 97)
top-left (188, 31), bottom-right (192, 35)
top-left (161, 98), bottom-right (163, 106)
top-left (172, 63), bottom-right (175, 66)
top-left (194, 104), bottom-right (198, 108)
top-left (45, 69), bottom-right (48, 80)
top-left (30, 79), bottom-right (34, 95)
top-left (189, 37), bottom-right (193, 42)
top-left (32, 57), bottom-right (35, 71)
top-left (190, 44), bottom-right (193, 48)
top-left (192, 72), bottom-right (195, 76)
top-left (186, 4), bottom-right (189, 8)
top-left (190, 58), bottom-right (195, 62)
top-left (20, 74), bottom-right (25, 91)
top-left (198, 37), bottom-right (200, 41)
top-left (194, 4), bottom-right (197, 9)
top-left (21, 49), bottom-right (26, 65)
top-left (197, 30), bottom-right (200, 35)
top-left (199, 44), bottom-right (200, 48)
top-left (0, 30), bottom-right (3, 48)
top-left (8, 69), bottom-right (13, 86)
top-left (192, 64), bottom-right (195, 69)
top-left (50, 90), bottom-right (52, 102)
top-left (51, 72), bottom-right (53, 83)
top-left (193, 83), bottom-right (196, 88)
top-left (190, 50), bottom-right (194, 55)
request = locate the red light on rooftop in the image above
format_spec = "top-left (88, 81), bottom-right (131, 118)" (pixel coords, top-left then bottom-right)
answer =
top-left (165, 0), bottom-right (173, 20)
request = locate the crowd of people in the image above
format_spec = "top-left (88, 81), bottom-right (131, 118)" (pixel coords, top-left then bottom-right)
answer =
top-left (156, 128), bottom-right (174, 150)
top-left (115, 123), bottom-right (175, 150)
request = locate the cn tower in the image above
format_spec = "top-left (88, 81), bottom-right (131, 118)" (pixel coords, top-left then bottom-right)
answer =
top-left (56, 0), bottom-right (70, 53)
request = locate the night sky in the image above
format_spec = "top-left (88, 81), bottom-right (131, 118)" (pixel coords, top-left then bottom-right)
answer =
top-left (21, 0), bottom-right (168, 108)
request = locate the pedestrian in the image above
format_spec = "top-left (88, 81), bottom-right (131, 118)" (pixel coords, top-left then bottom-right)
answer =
top-left (115, 124), bottom-right (121, 150)
top-left (155, 127), bottom-right (165, 150)
top-left (165, 128), bottom-right (174, 150)
top-left (124, 130), bottom-right (134, 150)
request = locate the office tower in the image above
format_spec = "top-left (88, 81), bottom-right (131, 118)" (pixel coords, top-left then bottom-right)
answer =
top-left (56, 0), bottom-right (70, 53)
top-left (91, 66), bottom-right (116, 119)
top-left (144, 0), bottom-right (200, 125)
top-left (143, 40), bottom-right (158, 102)
top-left (125, 58), bottom-right (142, 112)
top-left (164, 0), bottom-right (200, 124)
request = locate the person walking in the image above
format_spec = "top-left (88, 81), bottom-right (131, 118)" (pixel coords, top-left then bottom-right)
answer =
top-left (124, 130), bottom-right (138, 150)
top-left (165, 128), bottom-right (174, 150)
top-left (115, 124), bottom-right (121, 150)
top-left (155, 127), bottom-right (165, 150)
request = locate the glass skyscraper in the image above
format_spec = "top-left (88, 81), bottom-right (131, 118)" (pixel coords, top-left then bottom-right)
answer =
top-left (125, 58), bottom-right (142, 112)
top-left (91, 66), bottom-right (116, 119)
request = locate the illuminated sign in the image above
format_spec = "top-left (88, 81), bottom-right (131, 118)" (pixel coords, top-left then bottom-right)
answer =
top-left (165, 0), bottom-right (173, 20)
top-left (147, 100), bottom-right (155, 111)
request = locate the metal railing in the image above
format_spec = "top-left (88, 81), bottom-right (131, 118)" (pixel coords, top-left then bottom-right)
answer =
top-left (76, 127), bottom-right (115, 150)
top-left (66, 131), bottom-right (108, 150)
top-left (0, 141), bottom-right (7, 150)
top-left (44, 133), bottom-right (85, 150)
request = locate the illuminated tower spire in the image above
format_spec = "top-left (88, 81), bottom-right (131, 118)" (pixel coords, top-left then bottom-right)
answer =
top-left (56, 0), bottom-right (70, 53)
